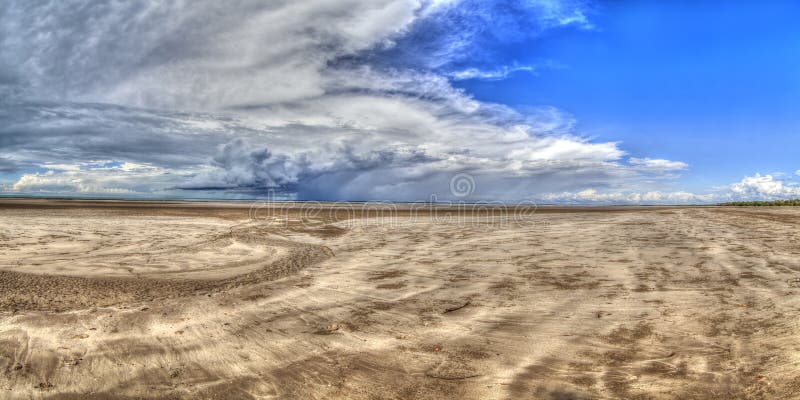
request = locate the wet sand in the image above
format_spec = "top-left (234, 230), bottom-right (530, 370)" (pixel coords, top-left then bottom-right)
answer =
top-left (1, 199), bottom-right (800, 399)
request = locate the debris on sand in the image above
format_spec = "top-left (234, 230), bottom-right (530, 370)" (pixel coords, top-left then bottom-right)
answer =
top-left (425, 359), bottom-right (481, 380)
top-left (314, 323), bottom-right (340, 335)
top-left (443, 301), bottom-right (471, 314)
top-left (595, 311), bottom-right (612, 318)
top-left (425, 371), bottom-right (481, 380)
top-left (65, 358), bottom-right (82, 367)
top-left (168, 368), bottom-right (185, 379)
top-left (787, 278), bottom-right (800, 288)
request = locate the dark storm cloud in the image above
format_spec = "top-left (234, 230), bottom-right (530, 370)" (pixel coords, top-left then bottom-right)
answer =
top-left (0, 100), bottom-right (224, 167)
top-left (0, 157), bottom-right (16, 172)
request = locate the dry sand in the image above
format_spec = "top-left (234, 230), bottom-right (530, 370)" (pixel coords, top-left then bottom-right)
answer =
top-left (1, 199), bottom-right (800, 399)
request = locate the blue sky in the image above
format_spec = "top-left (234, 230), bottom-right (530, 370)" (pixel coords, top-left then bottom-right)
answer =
top-left (454, 1), bottom-right (800, 194)
top-left (1, 0), bottom-right (798, 203)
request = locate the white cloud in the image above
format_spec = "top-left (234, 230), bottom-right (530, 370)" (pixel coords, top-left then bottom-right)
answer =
top-left (529, 0), bottom-right (594, 30)
top-left (728, 173), bottom-right (800, 199)
top-left (629, 157), bottom-right (689, 172)
top-left (539, 172), bottom-right (800, 205)
top-left (1, 0), bottom-right (422, 110)
top-left (448, 65), bottom-right (537, 80)
top-left (10, 162), bottom-right (183, 194)
top-left (540, 189), bottom-right (714, 205)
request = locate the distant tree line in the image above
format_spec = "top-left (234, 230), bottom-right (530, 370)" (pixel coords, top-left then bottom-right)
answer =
top-left (719, 199), bottom-right (800, 206)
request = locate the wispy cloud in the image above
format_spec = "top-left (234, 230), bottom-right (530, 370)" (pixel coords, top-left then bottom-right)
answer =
top-left (447, 65), bottom-right (538, 81)
top-left (628, 157), bottom-right (689, 172)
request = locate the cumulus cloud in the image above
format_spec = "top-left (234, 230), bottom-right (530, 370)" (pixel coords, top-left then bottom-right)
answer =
top-left (182, 139), bottom-right (307, 191)
top-left (0, 0), bottom-right (705, 202)
top-left (728, 173), bottom-right (800, 200)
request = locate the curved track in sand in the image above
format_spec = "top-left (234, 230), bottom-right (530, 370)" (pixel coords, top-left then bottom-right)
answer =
top-left (0, 222), bottom-right (333, 311)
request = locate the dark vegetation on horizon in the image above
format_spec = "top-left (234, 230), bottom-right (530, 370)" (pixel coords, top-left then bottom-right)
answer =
top-left (720, 199), bottom-right (800, 206)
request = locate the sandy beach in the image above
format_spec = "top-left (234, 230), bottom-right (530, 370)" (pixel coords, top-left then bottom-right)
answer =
top-left (1, 199), bottom-right (800, 399)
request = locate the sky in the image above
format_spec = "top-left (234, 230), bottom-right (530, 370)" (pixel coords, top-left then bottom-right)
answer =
top-left (1, 0), bottom-right (799, 203)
